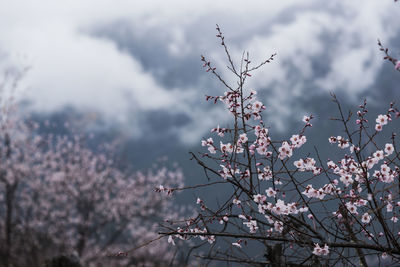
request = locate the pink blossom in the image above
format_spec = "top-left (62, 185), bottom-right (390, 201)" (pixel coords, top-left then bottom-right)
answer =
top-left (313, 243), bottom-right (329, 256)
top-left (376, 114), bottom-right (389, 126)
top-left (233, 198), bottom-right (241, 206)
top-left (232, 242), bottom-right (242, 248)
top-left (395, 60), bottom-right (400, 70)
top-left (278, 141), bottom-right (293, 160)
top-left (346, 202), bottom-right (358, 214)
top-left (387, 203), bottom-right (393, 212)
top-left (361, 213), bottom-right (371, 224)
top-left (385, 143), bottom-right (394, 155)
top-left (265, 187), bottom-right (277, 197)
top-left (239, 133), bottom-right (248, 143)
top-left (243, 220), bottom-right (258, 233)
top-left (253, 194), bottom-right (267, 203)
top-left (252, 101), bottom-right (263, 113)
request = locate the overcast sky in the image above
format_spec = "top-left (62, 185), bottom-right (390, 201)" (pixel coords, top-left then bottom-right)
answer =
top-left (0, 0), bottom-right (399, 144)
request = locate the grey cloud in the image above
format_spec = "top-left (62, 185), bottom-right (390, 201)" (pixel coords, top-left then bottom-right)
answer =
top-left (88, 20), bottom-right (206, 89)
top-left (138, 110), bottom-right (191, 139)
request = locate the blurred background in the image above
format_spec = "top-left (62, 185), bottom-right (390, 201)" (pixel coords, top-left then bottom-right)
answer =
top-left (0, 0), bottom-right (399, 265)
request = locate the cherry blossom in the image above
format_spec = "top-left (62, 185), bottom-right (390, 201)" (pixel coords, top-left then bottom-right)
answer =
top-left (385, 143), bottom-right (394, 155)
top-left (396, 61), bottom-right (400, 70)
top-left (161, 25), bottom-right (400, 266)
top-left (313, 243), bottom-right (329, 256)
top-left (265, 187), bottom-right (277, 198)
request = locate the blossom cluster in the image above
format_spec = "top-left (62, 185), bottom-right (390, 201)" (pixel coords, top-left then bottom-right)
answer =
top-left (172, 78), bottom-right (400, 265)
top-left (313, 243), bottom-right (329, 256)
top-left (163, 26), bottom-right (400, 266)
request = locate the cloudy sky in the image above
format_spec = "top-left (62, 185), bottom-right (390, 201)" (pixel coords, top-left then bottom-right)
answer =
top-left (0, 0), bottom-right (399, 144)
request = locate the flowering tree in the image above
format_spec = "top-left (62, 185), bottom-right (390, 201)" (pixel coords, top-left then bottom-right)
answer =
top-left (19, 135), bottom-right (185, 266)
top-left (0, 108), bottom-right (43, 267)
top-left (160, 25), bottom-right (400, 266)
top-left (0, 78), bottom-right (186, 266)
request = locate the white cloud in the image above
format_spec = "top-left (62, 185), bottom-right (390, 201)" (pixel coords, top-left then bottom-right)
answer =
top-left (0, 1), bottom-right (197, 120)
